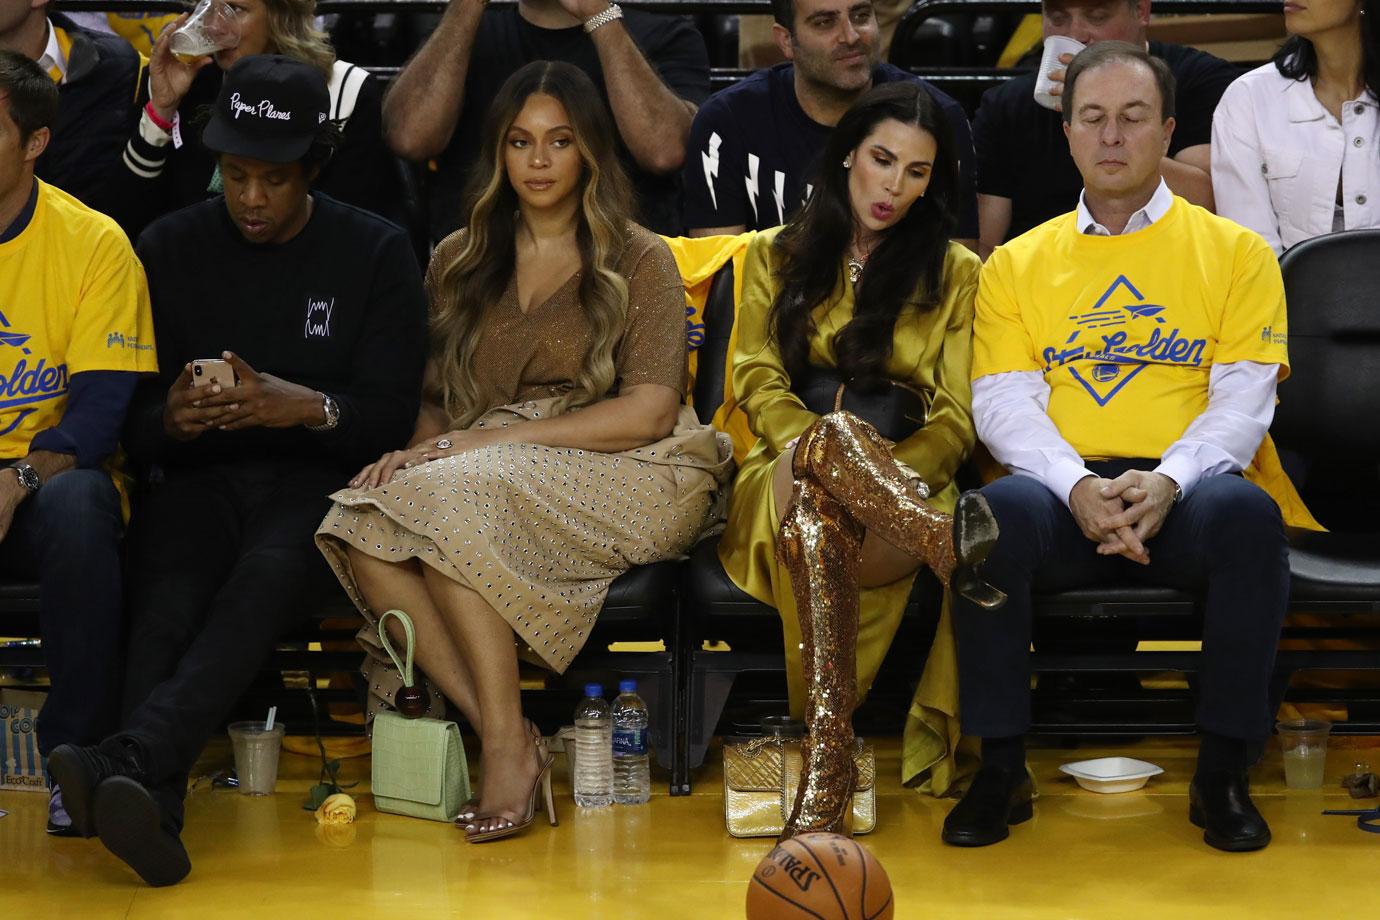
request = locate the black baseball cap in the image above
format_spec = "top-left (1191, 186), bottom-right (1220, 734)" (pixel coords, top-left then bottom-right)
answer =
top-left (202, 55), bottom-right (329, 163)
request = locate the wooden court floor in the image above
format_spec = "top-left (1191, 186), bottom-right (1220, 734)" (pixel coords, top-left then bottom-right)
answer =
top-left (3, 735), bottom-right (1378, 919)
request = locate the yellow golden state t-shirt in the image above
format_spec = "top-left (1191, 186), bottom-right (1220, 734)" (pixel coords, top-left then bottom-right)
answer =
top-left (0, 180), bottom-right (157, 457)
top-left (973, 196), bottom-right (1288, 460)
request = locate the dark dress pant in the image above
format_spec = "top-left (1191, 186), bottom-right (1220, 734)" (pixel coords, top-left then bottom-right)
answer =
top-left (0, 470), bottom-right (125, 755)
top-left (955, 471), bottom-right (1290, 742)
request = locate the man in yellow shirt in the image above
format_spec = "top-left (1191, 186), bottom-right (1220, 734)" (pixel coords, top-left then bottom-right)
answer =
top-left (945, 43), bottom-right (1303, 853)
top-left (0, 52), bottom-right (156, 834)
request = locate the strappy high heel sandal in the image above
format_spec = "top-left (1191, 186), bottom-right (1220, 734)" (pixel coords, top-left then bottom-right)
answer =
top-left (465, 736), bottom-right (558, 843)
top-left (455, 718), bottom-right (541, 828)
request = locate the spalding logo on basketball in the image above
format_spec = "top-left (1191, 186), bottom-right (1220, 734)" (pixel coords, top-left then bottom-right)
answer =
top-left (746, 832), bottom-right (894, 920)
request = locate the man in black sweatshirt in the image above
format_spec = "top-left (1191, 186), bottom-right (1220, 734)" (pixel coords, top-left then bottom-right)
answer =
top-left (47, 55), bottom-right (427, 888)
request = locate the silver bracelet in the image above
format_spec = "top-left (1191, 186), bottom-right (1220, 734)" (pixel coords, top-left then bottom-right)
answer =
top-left (583, 3), bottom-right (623, 33)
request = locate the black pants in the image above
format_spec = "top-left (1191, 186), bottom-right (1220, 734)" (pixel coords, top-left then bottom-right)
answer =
top-left (0, 470), bottom-right (124, 756)
top-left (116, 460), bottom-right (340, 829)
top-left (954, 471), bottom-right (1290, 743)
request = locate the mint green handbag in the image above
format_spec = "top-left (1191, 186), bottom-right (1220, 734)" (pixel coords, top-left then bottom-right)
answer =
top-left (370, 610), bottom-right (471, 822)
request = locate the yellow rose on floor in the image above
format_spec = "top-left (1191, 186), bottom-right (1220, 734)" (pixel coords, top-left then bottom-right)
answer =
top-left (315, 793), bottom-right (357, 825)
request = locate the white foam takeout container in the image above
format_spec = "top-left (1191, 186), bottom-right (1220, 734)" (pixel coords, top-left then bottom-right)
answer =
top-left (1059, 757), bottom-right (1164, 794)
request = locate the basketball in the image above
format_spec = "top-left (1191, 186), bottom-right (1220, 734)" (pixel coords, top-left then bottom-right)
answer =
top-left (745, 833), bottom-right (894, 920)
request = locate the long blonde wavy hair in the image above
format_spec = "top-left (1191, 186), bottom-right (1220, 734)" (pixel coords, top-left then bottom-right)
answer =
top-left (430, 61), bottom-right (635, 428)
top-left (261, 0), bottom-right (336, 78)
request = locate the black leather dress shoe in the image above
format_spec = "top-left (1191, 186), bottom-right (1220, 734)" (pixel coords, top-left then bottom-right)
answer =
top-left (47, 739), bottom-right (147, 839)
top-left (1189, 770), bottom-right (1271, 852)
top-left (941, 766), bottom-right (1034, 847)
top-left (94, 776), bottom-right (191, 887)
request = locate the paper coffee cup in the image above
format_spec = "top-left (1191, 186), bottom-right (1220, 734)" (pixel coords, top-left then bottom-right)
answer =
top-left (1033, 35), bottom-right (1087, 111)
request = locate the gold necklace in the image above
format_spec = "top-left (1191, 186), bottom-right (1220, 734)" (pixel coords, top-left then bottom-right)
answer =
top-left (847, 237), bottom-right (877, 285)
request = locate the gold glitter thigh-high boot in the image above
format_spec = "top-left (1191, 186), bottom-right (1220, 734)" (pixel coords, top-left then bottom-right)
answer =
top-left (794, 411), bottom-right (1006, 609)
top-left (777, 476), bottom-right (864, 840)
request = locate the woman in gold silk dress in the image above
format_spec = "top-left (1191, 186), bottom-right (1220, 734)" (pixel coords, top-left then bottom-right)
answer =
top-left (718, 82), bottom-right (1004, 838)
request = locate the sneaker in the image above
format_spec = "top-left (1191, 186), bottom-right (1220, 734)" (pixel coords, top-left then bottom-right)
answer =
top-left (46, 786), bottom-right (79, 837)
top-left (94, 776), bottom-right (191, 887)
top-left (46, 739), bottom-right (147, 839)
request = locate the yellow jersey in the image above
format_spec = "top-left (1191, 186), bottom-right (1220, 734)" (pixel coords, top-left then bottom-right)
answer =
top-left (0, 180), bottom-right (157, 458)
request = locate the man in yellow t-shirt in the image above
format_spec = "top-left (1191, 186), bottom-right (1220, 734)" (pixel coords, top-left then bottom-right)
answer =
top-left (0, 52), bottom-right (156, 835)
top-left (945, 44), bottom-right (1295, 854)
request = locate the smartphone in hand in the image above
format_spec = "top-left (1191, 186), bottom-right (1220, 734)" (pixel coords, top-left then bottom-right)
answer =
top-left (191, 358), bottom-right (237, 388)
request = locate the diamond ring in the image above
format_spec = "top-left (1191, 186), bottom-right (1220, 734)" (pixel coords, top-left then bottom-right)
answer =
top-left (435, 438), bottom-right (453, 450)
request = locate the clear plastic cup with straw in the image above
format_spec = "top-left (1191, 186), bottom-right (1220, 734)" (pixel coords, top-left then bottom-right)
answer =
top-left (227, 706), bottom-right (284, 795)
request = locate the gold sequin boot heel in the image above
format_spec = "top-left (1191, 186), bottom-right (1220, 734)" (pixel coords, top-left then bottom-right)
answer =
top-left (793, 412), bottom-right (1006, 610)
top-left (776, 477), bottom-right (864, 840)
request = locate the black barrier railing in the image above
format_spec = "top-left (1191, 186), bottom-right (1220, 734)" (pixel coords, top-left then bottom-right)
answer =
top-left (899, 0), bottom-right (1283, 21)
top-left (56, 0), bottom-right (1285, 13)
top-left (55, 0), bottom-right (775, 12)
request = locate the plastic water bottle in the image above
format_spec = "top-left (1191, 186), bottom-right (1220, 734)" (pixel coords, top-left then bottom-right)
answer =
top-left (612, 679), bottom-right (651, 805)
top-left (573, 683), bottom-right (613, 808)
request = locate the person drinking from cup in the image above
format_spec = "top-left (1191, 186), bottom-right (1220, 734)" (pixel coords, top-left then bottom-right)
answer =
top-left (944, 42), bottom-right (1319, 853)
top-left (110, 0), bottom-right (401, 239)
top-left (971, 0), bottom-right (1239, 258)
top-left (46, 55), bottom-right (426, 887)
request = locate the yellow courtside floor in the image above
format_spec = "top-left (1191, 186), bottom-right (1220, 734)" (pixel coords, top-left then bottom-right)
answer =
top-left (2, 735), bottom-right (1378, 920)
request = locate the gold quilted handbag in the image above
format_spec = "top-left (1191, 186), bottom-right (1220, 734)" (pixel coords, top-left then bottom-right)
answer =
top-left (723, 735), bottom-right (876, 837)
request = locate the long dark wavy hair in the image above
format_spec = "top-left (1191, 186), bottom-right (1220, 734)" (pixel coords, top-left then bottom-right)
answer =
top-left (768, 81), bottom-right (958, 390)
top-left (1274, 0), bottom-right (1380, 101)
top-left (430, 62), bottom-right (634, 427)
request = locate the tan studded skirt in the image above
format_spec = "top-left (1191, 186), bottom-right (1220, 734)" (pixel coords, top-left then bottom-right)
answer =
top-left (315, 397), bottom-right (734, 717)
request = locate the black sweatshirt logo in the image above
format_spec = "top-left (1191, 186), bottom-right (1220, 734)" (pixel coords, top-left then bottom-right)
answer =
top-left (305, 296), bottom-right (335, 339)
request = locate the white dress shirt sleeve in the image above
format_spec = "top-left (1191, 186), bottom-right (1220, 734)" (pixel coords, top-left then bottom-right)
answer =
top-left (1211, 80), bottom-right (1286, 256)
top-left (1154, 361), bottom-right (1280, 497)
top-left (972, 371), bottom-right (1094, 506)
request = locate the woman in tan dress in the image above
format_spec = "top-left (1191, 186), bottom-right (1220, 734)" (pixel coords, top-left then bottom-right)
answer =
top-left (315, 62), bottom-right (732, 842)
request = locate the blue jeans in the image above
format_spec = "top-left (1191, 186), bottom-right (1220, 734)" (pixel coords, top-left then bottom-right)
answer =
top-left (954, 472), bottom-right (1290, 742)
top-left (0, 469), bottom-right (125, 755)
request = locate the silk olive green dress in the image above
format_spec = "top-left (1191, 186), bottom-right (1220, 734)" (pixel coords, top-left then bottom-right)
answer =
top-left (717, 227), bottom-right (982, 796)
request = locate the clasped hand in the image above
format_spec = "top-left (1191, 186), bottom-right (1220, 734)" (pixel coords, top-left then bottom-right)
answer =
top-left (164, 352), bottom-right (320, 439)
top-left (1069, 470), bottom-right (1178, 565)
top-left (348, 428), bottom-right (506, 490)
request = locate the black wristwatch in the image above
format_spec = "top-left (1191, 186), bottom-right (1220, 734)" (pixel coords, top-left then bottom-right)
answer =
top-left (12, 462), bottom-right (41, 495)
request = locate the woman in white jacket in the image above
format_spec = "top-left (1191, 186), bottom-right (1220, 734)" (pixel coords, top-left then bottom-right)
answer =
top-left (1212, 0), bottom-right (1379, 255)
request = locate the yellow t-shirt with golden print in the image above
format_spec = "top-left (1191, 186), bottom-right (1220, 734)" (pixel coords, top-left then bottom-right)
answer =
top-left (974, 195), bottom-right (1319, 529)
top-left (0, 180), bottom-right (157, 458)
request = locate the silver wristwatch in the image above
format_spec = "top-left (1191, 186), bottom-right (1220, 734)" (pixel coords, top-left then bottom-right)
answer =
top-left (583, 3), bottom-right (623, 33)
top-left (12, 462), bottom-right (41, 495)
top-left (306, 392), bottom-right (340, 431)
